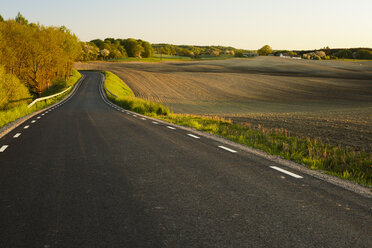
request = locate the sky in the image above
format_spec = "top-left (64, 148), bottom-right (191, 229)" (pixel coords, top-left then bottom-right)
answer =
top-left (1, 0), bottom-right (372, 50)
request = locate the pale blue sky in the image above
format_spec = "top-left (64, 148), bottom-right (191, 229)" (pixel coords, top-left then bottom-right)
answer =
top-left (1, 0), bottom-right (371, 50)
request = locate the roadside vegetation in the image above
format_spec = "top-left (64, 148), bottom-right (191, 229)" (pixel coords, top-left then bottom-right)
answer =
top-left (103, 70), bottom-right (372, 187)
top-left (103, 71), bottom-right (169, 115)
top-left (0, 13), bottom-right (82, 128)
top-left (158, 114), bottom-right (371, 187)
top-left (0, 70), bottom-right (81, 128)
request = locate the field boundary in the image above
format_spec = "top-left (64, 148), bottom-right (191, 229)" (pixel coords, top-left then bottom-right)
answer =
top-left (99, 71), bottom-right (372, 198)
top-left (0, 74), bottom-right (85, 139)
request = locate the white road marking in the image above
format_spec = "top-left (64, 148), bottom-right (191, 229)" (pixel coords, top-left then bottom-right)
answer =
top-left (270, 166), bottom-right (303, 179)
top-left (42, 114), bottom-right (45, 116)
top-left (141, 118), bottom-right (146, 120)
top-left (24, 125), bottom-right (29, 129)
top-left (31, 120), bottom-right (36, 123)
top-left (126, 112), bottom-right (130, 114)
top-left (133, 115), bottom-right (137, 117)
top-left (187, 134), bottom-right (200, 139)
top-left (37, 117), bottom-right (41, 119)
top-left (0, 145), bottom-right (8, 152)
top-left (13, 133), bottom-right (21, 138)
top-left (167, 126), bottom-right (176, 130)
top-left (152, 121), bottom-right (159, 124)
top-left (218, 146), bottom-right (237, 153)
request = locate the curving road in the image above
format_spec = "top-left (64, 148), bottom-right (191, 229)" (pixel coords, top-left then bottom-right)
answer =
top-left (0, 71), bottom-right (371, 247)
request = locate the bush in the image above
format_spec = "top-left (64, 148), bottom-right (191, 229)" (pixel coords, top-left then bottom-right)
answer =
top-left (0, 67), bottom-right (31, 110)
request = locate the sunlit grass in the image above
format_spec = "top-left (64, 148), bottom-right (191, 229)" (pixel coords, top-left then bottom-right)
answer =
top-left (103, 71), bottom-right (169, 115)
top-left (0, 70), bottom-right (81, 128)
top-left (103, 70), bottom-right (371, 187)
top-left (158, 114), bottom-right (372, 187)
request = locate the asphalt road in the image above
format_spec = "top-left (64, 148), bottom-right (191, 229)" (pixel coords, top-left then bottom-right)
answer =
top-left (0, 71), bottom-right (371, 248)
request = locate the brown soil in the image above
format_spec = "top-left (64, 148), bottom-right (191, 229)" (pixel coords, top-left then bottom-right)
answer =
top-left (75, 57), bottom-right (372, 151)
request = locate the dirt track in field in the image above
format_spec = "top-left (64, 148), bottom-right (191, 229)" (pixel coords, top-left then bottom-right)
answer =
top-left (75, 57), bottom-right (372, 151)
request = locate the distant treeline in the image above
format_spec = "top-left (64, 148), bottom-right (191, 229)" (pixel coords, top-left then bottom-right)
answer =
top-left (80, 38), bottom-right (153, 61)
top-left (0, 13), bottom-right (80, 104)
top-left (152, 44), bottom-right (255, 58)
top-left (81, 39), bottom-right (257, 61)
top-left (273, 47), bottom-right (372, 60)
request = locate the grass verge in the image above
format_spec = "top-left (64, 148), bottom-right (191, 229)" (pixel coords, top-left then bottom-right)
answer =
top-left (103, 71), bottom-right (169, 115)
top-left (103, 71), bottom-right (371, 187)
top-left (158, 114), bottom-right (372, 187)
top-left (0, 70), bottom-right (82, 128)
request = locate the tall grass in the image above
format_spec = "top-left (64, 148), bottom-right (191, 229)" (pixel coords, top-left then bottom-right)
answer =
top-left (0, 70), bottom-right (81, 128)
top-left (158, 114), bottom-right (372, 187)
top-left (103, 71), bottom-right (169, 115)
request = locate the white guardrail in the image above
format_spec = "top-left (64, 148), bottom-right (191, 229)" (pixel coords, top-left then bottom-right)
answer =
top-left (27, 86), bottom-right (71, 108)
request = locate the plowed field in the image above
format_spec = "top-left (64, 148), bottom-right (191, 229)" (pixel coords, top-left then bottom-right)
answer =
top-left (75, 57), bottom-right (372, 151)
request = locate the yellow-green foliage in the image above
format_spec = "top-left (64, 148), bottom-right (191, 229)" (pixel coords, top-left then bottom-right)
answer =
top-left (103, 71), bottom-right (169, 115)
top-left (0, 66), bottom-right (31, 110)
top-left (158, 114), bottom-right (372, 187)
top-left (0, 70), bottom-right (81, 128)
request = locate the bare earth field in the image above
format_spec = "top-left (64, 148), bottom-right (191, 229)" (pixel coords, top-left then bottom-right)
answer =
top-left (75, 57), bottom-right (372, 152)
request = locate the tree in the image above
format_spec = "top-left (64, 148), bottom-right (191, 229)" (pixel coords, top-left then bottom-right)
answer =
top-left (258, 45), bottom-right (273, 56)
top-left (100, 49), bottom-right (110, 60)
top-left (0, 14), bottom-right (4, 22)
top-left (15, 12), bottom-right (28, 25)
top-left (0, 15), bottom-right (81, 96)
top-left (355, 50), bottom-right (372, 60)
top-left (122, 38), bottom-right (139, 57)
top-left (333, 49), bottom-right (353, 59)
top-left (141, 41), bottom-right (153, 58)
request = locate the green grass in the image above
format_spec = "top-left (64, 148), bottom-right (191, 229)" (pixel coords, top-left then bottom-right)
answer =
top-left (103, 71), bottom-right (169, 115)
top-left (0, 70), bottom-right (82, 128)
top-left (103, 70), bottom-right (371, 187)
top-left (157, 114), bottom-right (372, 187)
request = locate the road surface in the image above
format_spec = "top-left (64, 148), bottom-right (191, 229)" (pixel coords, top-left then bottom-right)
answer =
top-left (0, 71), bottom-right (371, 247)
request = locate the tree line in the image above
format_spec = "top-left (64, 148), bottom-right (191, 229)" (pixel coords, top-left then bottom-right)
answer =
top-left (152, 43), bottom-right (254, 58)
top-left (258, 44), bottom-right (372, 60)
top-left (0, 13), bottom-right (80, 104)
top-left (80, 38), bottom-right (153, 61)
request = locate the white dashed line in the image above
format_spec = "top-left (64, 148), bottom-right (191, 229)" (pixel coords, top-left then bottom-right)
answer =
top-left (0, 145), bottom-right (8, 152)
top-left (167, 126), bottom-right (176, 130)
top-left (141, 118), bottom-right (146, 120)
top-left (133, 115), bottom-right (137, 117)
top-left (270, 166), bottom-right (303, 179)
top-left (37, 117), bottom-right (41, 119)
top-left (13, 133), bottom-right (21, 138)
top-left (187, 134), bottom-right (200, 139)
top-left (126, 112), bottom-right (130, 114)
top-left (218, 146), bottom-right (237, 153)
top-left (31, 120), bottom-right (36, 123)
top-left (24, 125), bottom-right (29, 129)
top-left (42, 114), bottom-right (45, 116)
top-left (152, 121), bottom-right (159, 124)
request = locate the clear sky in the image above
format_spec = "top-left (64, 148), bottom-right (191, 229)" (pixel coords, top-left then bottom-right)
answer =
top-left (1, 0), bottom-right (371, 50)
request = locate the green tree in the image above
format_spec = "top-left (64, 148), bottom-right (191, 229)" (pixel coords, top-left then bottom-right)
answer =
top-left (355, 50), bottom-right (372, 60)
top-left (122, 38), bottom-right (139, 57)
top-left (258, 45), bottom-right (273, 56)
top-left (141, 41), bottom-right (153, 58)
top-left (333, 49), bottom-right (353, 59)
top-left (15, 12), bottom-right (28, 25)
top-left (0, 14), bottom-right (4, 22)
